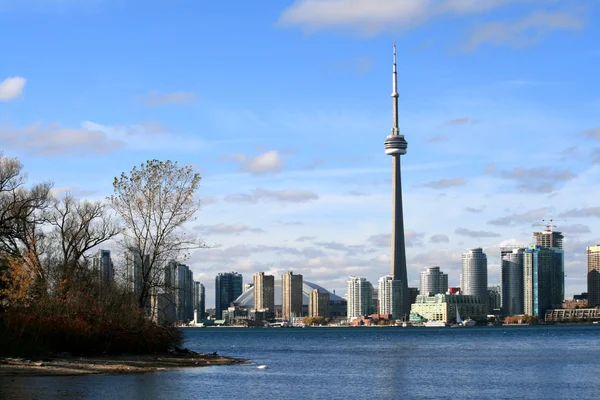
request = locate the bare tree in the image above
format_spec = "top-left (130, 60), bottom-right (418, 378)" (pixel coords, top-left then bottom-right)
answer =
top-left (109, 159), bottom-right (207, 310)
top-left (45, 194), bottom-right (121, 288)
top-left (0, 153), bottom-right (52, 286)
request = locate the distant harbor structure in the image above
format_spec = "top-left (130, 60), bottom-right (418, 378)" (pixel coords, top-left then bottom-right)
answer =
top-left (384, 43), bottom-right (409, 316)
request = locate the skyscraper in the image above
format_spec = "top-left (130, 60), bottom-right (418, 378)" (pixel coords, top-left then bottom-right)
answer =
top-left (419, 266), bottom-right (448, 296)
top-left (347, 276), bottom-right (374, 319)
top-left (501, 247), bottom-right (525, 316)
top-left (534, 228), bottom-right (564, 249)
top-left (524, 246), bottom-right (564, 316)
top-left (125, 248), bottom-right (149, 302)
top-left (253, 272), bottom-right (275, 312)
top-left (194, 281), bottom-right (205, 320)
top-left (176, 264), bottom-right (193, 322)
top-left (282, 271), bottom-right (303, 320)
top-left (215, 272), bottom-right (243, 320)
top-left (309, 289), bottom-right (330, 318)
top-left (588, 245), bottom-right (600, 307)
top-left (92, 249), bottom-right (114, 284)
top-left (378, 275), bottom-right (403, 319)
top-left (461, 248), bottom-right (488, 307)
top-left (384, 43), bottom-right (409, 317)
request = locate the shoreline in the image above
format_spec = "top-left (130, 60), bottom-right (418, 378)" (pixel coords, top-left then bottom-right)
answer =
top-left (0, 351), bottom-right (248, 377)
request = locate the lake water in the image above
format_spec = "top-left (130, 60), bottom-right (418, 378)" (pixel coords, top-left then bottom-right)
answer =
top-left (1, 325), bottom-right (599, 400)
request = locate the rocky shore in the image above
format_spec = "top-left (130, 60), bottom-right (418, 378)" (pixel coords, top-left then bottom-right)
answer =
top-left (0, 350), bottom-right (247, 376)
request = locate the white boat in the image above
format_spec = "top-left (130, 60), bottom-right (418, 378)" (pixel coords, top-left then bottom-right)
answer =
top-left (423, 320), bottom-right (448, 327)
top-left (453, 306), bottom-right (476, 327)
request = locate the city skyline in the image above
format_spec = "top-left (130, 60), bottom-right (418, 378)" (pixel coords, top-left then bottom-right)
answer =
top-left (1, 1), bottom-right (599, 306)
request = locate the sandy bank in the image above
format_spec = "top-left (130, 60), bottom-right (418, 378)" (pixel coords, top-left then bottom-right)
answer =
top-left (0, 351), bottom-right (247, 376)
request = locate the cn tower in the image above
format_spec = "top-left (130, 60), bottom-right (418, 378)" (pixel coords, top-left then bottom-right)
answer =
top-left (384, 43), bottom-right (409, 316)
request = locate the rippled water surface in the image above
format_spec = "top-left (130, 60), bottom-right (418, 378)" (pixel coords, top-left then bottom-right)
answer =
top-left (1, 325), bottom-right (599, 400)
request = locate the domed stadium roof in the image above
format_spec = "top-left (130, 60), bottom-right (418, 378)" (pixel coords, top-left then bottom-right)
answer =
top-left (234, 280), bottom-right (344, 308)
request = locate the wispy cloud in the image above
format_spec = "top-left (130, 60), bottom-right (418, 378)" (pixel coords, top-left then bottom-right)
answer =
top-left (443, 117), bottom-right (479, 126)
top-left (465, 10), bottom-right (584, 50)
top-left (430, 234), bottom-right (450, 243)
top-left (224, 188), bottom-right (319, 204)
top-left (455, 227), bottom-right (501, 238)
top-left (488, 207), bottom-right (549, 226)
top-left (195, 223), bottom-right (265, 235)
top-left (582, 126), bottom-right (600, 140)
top-left (0, 122), bottom-right (124, 156)
top-left (138, 91), bottom-right (197, 106)
top-left (0, 76), bottom-right (26, 101)
top-left (421, 177), bottom-right (467, 189)
top-left (558, 207), bottom-right (600, 218)
top-left (277, 0), bottom-right (512, 36)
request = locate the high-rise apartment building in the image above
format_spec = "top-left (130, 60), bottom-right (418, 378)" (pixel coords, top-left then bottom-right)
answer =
top-left (282, 271), bottom-right (303, 320)
top-left (461, 248), bottom-right (488, 307)
top-left (534, 229), bottom-right (564, 249)
top-left (588, 245), bottom-right (600, 307)
top-left (488, 285), bottom-right (502, 313)
top-left (194, 281), bottom-right (205, 320)
top-left (346, 277), bottom-right (374, 319)
top-left (125, 248), bottom-right (149, 302)
top-left (309, 289), bottom-right (330, 318)
top-left (524, 246), bottom-right (564, 316)
top-left (378, 275), bottom-right (403, 319)
top-left (176, 264), bottom-right (193, 322)
top-left (215, 272), bottom-right (243, 320)
top-left (419, 266), bottom-right (448, 296)
top-left (92, 249), bottom-right (114, 284)
top-left (253, 272), bottom-right (275, 312)
top-left (501, 247), bottom-right (525, 316)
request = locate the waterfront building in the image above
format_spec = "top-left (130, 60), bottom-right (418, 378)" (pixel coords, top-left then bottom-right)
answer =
top-left (378, 275), bottom-right (403, 320)
top-left (461, 248), bottom-right (488, 308)
top-left (419, 266), bottom-right (448, 296)
top-left (176, 264), bottom-right (193, 322)
top-left (545, 308), bottom-right (600, 322)
top-left (309, 289), bottom-right (330, 318)
top-left (501, 247), bottom-right (526, 316)
top-left (408, 287), bottom-right (419, 307)
top-left (488, 285), bottom-right (501, 313)
top-left (233, 281), bottom-right (347, 318)
top-left (523, 246), bottom-right (564, 317)
top-left (125, 248), bottom-right (149, 301)
top-left (92, 249), bottom-right (114, 284)
top-left (215, 272), bottom-right (243, 320)
top-left (347, 277), bottom-right (374, 319)
top-left (253, 272), bottom-right (275, 312)
top-left (587, 245), bottom-right (600, 307)
top-left (152, 261), bottom-right (177, 325)
top-left (410, 294), bottom-right (486, 323)
top-left (282, 271), bottom-right (303, 320)
top-left (384, 43), bottom-right (410, 316)
top-left (194, 281), bottom-right (205, 321)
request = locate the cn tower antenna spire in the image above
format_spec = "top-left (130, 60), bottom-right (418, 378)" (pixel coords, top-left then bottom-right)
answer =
top-left (392, 42), bottom-right (399, 136)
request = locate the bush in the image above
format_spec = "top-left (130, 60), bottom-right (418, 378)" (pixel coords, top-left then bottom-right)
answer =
top-left (0, 289), bottom-right (182, 357)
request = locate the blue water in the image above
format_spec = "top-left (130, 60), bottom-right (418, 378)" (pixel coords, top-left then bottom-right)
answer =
top-left (1, 325), bottom-right (599, 400)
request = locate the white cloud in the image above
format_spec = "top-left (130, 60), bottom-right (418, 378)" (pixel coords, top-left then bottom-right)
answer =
top-left (222, 150), bottom-right (285, 175)
top-left (0, 76), bottom-right (26, 101)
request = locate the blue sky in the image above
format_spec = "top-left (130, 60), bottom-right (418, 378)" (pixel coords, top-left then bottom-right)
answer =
top-left (1, 0), bottom-right (599, 306)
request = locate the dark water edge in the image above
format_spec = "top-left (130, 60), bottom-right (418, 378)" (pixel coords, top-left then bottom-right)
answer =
top-left (0, 325), bottom-right (599, 400)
